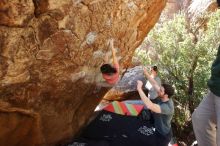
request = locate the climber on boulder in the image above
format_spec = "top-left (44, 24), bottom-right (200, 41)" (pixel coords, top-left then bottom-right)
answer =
top-left (100, 39), bottom-right (120, 85)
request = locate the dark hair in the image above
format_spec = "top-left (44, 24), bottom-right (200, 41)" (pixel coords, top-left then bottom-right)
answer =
top-left (162, 83), bottom-right (174, 97)
top-left (151, 66), bottom-right (158, 72)
top-left (100, 64), bottom-right (117, 74)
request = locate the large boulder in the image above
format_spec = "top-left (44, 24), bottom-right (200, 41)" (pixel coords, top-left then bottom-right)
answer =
top-left (103, 66), bottom-right (147, 101)
top-left (0, 0), bottom-right (167, 145)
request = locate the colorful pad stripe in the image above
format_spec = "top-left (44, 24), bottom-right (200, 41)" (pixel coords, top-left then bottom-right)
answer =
top-left (125, 103), bottom-right (138, 116)
top-left (112, 101), bottom-right (124, 115)
top-left (104, 101), bottom-right (144, 116)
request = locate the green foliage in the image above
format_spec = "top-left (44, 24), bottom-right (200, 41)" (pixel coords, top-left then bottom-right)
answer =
top-left (135, 10), bottom-right (220, 127)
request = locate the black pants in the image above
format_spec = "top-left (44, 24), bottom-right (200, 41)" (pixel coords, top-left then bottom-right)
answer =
top-left (218, 0), bottom-right (220, 7)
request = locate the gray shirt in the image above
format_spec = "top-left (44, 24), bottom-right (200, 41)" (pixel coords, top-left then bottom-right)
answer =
top-left (145, 76), bottom-right (161, 99)
top-left (153, 98), bottom-right (174, 136)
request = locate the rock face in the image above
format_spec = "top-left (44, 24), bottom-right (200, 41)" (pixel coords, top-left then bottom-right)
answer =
top-left (0, 0), bottom-right (167, 145)
top-left (103, 66), bottom-right (147, 101)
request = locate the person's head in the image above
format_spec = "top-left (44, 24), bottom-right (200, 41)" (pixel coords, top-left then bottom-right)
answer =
top-left (150, 66), bottom-right (158, 75)
top-left (159, 83), bottom-right (174, 98)
top-left (100, 64), bottom-right (117, 75)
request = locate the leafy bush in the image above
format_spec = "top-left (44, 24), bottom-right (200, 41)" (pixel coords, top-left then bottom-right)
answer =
top-left (135, 10), bottom-right (220, 127)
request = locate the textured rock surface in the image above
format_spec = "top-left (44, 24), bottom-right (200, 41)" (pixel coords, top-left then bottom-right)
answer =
top-left (103, 66), bottom-right (147, 101)
top-left (0, 0), bottom-right (167, 145)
